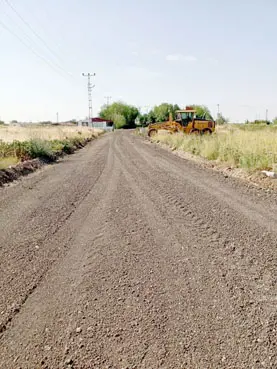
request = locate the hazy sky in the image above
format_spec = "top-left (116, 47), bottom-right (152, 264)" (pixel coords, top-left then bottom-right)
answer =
top-left (1, 0), bottom-right (277, 122)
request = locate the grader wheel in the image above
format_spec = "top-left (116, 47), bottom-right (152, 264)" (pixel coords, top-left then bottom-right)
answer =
top-left (201, 129), bottom-right (212, 135)
top-left (148, 129), bottom-right (158, 137)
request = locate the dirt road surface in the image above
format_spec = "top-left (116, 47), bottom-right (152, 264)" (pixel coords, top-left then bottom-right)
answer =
top-left (0, 131), bottom-right (277, 369)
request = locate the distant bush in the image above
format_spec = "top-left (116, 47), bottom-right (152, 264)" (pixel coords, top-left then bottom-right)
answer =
top-left (245, 119), bottom-right (271, 125)
top-left (216, 113), bottom-right (229, 125)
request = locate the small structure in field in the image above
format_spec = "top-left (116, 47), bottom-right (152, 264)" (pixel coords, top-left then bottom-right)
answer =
top-left (78, 117), bottom-right (114, 131)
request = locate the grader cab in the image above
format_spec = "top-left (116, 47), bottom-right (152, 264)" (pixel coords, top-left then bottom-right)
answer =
top-left (148, 107), bottom-right (216, 137)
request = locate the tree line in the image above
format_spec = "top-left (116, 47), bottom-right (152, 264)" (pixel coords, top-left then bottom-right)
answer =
top-left (4, 102), bottom-right (276, 128)
top-left (100, 102), bottom-right (227, 129)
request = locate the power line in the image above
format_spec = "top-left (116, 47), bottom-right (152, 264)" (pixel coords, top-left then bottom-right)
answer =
top-left (3, 0), bottom-right (65, 68)
top-left (1, 0), bottom-right (72, 78)
top-left (1, 6), bottom-right (72, 79)
top-left (19, 0), bottom-right (65, 56)
top-left (0, 18), bottom-right (71, 79)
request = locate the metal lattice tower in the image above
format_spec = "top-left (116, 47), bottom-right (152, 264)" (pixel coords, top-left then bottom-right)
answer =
top-left (82, 73), bottom-right (96, 119)
top-left (104, 96), bottom-right (112, 106)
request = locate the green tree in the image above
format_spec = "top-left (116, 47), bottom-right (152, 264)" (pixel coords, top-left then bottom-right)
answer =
top-left (272, 117), bottom-right (277, 125)
top-left (100, 102), bottom-right (139, 129)
top-left (112, 113), bottom-right (126, 129)
top-left (0, 120), bottom-right (5, 125)
top-left (172, 104), bottom-right (180, 113)
top-left (139, 114), bottom-right (149, 126)
top-left (189, 105), bottom-right (213, 119)
top-left (147, 110), bottom-right (156, 123)
top-left (216, 113), bottom-right (229, 125)
top-left (253, 119), bottom-right (267, 124)
top-left (149, 103), bottom-right (180, 122)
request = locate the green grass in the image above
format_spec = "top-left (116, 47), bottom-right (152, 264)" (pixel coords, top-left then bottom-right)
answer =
top-left (153, 125), bottom-right (277, 172)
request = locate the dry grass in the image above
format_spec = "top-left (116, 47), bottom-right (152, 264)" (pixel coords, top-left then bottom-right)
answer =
top-left (0, 125), bottom-right (103, 170)
top-left (0, 125), bottom-right (102, 143)
top-left (153, 125), bottom-right (277, 172)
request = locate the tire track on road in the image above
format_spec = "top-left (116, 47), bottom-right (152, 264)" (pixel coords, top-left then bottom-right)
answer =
top-left (113, 132), bottom-right (277, 368)
top-left (0, 131), bottom-right (276, 368)
top-left (0, 136), bottom-right (113, 340)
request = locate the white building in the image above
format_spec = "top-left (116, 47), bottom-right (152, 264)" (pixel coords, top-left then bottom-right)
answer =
top-left (78, 118), bottom-right (114, 131)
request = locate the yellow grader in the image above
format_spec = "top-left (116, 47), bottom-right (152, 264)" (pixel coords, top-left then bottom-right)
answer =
top-left (147, 107), bottom-right (216, 137)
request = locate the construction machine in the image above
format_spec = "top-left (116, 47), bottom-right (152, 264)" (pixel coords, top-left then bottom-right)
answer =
top-left (147, 107), bottom-right (216, 137)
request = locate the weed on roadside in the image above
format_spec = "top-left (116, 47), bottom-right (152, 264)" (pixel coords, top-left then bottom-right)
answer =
top-left (0, 134), bottom-right (97, 169)
top-left (153, 127), bottom-right (277, 171)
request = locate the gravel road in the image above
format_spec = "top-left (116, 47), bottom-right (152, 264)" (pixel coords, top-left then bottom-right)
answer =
top-left (0, 131), bottom-right (276, 369)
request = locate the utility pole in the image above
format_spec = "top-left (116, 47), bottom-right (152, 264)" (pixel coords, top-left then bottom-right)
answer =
top-left (56, 112), bottom-right (59, 124)
top-left (266, 108), bottom-right (268, 122)
top-left (82, 73), bottom-right (96, 119)
top-left (104, 96), bottom-right (112, 106)
top-left (217, 104), bottom-right (220, 118)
